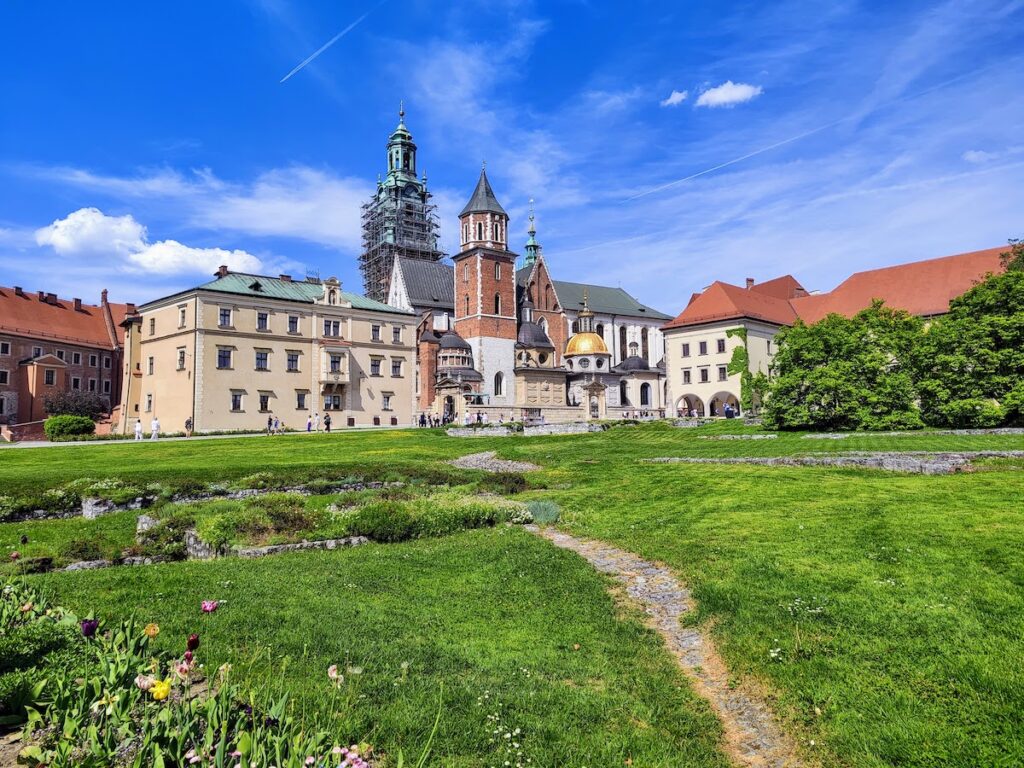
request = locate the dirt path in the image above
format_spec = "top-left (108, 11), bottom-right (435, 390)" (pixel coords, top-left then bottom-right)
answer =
top-left (528, 526), bottom-right (803, 768)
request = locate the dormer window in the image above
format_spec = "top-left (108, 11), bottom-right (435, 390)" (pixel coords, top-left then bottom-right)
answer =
top-left (328, 289), bottom-right (337, 305)
top-left (249, 280), bottom-right (263, 292)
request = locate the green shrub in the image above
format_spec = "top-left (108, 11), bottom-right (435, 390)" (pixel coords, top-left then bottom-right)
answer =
top-left (0, 622), bottom-right (78, 675)
top-left (245, 493), bottom-right (317, 532)
top-left (479, 472), bottom-right (527, 495)
top-left (937, 398), bottom-right (1004, 429)
top-left (526, 500), bottom-right (560, 524)
top-left (135, 509), bottom-right (195, 560)
top-left (349, 500), bottom-right (418, 542)
top-left (43, 415), bottom-right (95, 441)
top-left (42, 390), bottom-right (108, 420)
top-left (0, 668), bottom-right (43, 719)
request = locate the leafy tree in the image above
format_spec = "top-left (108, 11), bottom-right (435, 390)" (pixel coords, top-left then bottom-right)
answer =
top-left (764, 302), bottom-right (923, 431)
top-left (1000, 238), bottom-right (1024, 271)
top-left (915, 269), bottom-right (1024, 427)
top-left (42, 390), bottom-right (108, 420)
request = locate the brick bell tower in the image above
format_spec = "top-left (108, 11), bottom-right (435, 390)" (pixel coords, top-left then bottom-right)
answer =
top-left (452, 164), bottom-right (518, 407)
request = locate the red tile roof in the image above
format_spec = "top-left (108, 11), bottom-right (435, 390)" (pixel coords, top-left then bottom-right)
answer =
top-left (0, 286), bottom-right (132, 349)
top-left (662, 246), bottom-right (1007, 331)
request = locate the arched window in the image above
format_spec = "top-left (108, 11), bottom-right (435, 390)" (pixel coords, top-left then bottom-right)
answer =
top-left (571, 319), bottom-right (580, 334)
top-left (629, 341), bottom-right (639, 357)
top-left (464, 295), bottom-right (470, 316)
top-left (463, 224), bottom-right (469, 243)
top-left (494, 293), bottom-right (501, 315)
top-left (537, 316), bottom-right (547, 333)
top-left (494, 262), bottom-right (501, 280)
top-left (544, 284), bottom-right (552, 309)
top-left (619, 326), bottom-right (628, 359)
top-left (476, 222), bottom-right (483, 240)
top-left (619, 380), bottom-right (629, 406)
top-left (596, 323), bottom-right (604, 338)
top-left (640, 383), bottom-right (651, 406)
top-left (641, 328), bottom-right (650, 361)
top-left (463, 264), bottom-right (469, 282)
top-left (494, 371), bottom-right (504, 396)
top-left (328, 289), bottom-right (337, 305)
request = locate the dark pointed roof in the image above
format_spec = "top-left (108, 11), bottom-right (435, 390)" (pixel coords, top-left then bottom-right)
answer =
top-left (460, 168), bottom-right (507, 217)
top-left (396, 257), bottom-right (454, 310)
top-left (438, 330), bottom-right (471, 350)
top-left (516, 321), bottom-right (554, 349)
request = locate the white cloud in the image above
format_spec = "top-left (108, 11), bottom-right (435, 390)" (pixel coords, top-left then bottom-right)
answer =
top-left (35, 207), bottom-right (264, 276)
top-left (695, 80), bottom-right (764, 108)
top-left (126, 240), bottom-right (262, 275)
top-left (962, 149), bottom-right (996, 163)
top-left (35, 207), bottom-right (145, 256)
top-left (583, 87), bottom-right (644, 113)
top-left (660, 89), bottom-right (689, 107)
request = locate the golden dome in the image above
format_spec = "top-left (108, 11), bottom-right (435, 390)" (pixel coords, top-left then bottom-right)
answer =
top-left (565, 332), bottom-right (609, 356)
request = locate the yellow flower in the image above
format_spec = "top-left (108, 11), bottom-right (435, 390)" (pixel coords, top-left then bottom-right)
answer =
top-left (150, 679), bottom-right (172, 701)
top-left (144, 623), bottom-right (160, 639)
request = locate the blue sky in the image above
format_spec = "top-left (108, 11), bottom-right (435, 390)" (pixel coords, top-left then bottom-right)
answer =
top-left (1, 0), bottom-right (1022, 313)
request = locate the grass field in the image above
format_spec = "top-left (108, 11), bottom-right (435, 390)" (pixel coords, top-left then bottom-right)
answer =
top-left (3, 422), bottom-right (1023, 766)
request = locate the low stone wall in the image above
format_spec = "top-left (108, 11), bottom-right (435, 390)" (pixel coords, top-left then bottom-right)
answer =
top-left (644, 450), bottom-right (1024, 475)
top-left (524, 422), bottom-right (603, 437)
top-left (233, 536), bottom-right (369, 559)
top-left (445, 427), bottom-right (514, 438)
top-left (184, 529), bottom-right (220, 560)
top-left (698, 434), bottom-right (777, 440)
top-left (803, 427), bottom-right (1024, 439)
top-left (449, 451), bottom-right (540, 473)
top-left (673, 419), bottom-right (715, 428)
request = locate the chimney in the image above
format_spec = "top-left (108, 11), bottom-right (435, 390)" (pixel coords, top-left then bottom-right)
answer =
top-left (279, 274), bottom-right (292, 282)
top-left (14, 286), bottom-right (23, 297)
top-left (74, 298), bottom-right (82, 311)
top-left (38, 290), bottom-right (45, 301)
top-left (126, 302), bottom-right (136, 314)
top-left (745, 278), bottom-right (755, 289)
top-left (47, 292), bottom-right (58, 304)
top-left (215, 265), bottom-right (229, 278)
top-left (101, 289), bottom-right (109, 305)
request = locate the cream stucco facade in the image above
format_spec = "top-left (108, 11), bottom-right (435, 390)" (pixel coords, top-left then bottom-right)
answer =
top-left (119, 273), bottom-right (416, 434)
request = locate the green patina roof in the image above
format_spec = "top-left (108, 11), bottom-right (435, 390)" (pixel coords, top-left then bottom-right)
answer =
top-left (516, 267), bottom-right (672, 320)
top-left (194, 273), bottom-right (412, 314)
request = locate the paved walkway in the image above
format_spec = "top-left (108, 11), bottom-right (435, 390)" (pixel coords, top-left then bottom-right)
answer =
top-left (528, 526), bottom-right (802, 768)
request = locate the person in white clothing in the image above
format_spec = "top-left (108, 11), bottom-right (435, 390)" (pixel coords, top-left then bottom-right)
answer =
top-left (134, 419), bottom-right (143, 441)
top-left (313, 412), bottom-right (320, 432)
top-left (150, 417), bottom-right (160, 440)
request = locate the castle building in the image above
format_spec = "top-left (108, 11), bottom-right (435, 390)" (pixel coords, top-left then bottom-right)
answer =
top-left (661, 246), bottom-right (1008, 417)
top-left (118, 268), bottom-right (416, 433)
top-left (0, 285), bottom-right (130, 435)
top-left (359, 106), bottom-right (445, 303)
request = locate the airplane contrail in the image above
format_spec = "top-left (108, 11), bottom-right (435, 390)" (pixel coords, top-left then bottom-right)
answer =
top-left (280, 2), bottom-right (386, 84)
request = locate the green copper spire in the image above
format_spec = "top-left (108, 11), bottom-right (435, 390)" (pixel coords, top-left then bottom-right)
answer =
top-left (524, 198), bottom-right (539, 267)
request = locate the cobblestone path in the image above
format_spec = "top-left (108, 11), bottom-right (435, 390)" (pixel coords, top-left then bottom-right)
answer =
top-left (528, 526), bottom-right (802, 768)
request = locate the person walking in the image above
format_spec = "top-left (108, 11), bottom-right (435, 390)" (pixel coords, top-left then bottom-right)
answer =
top-left (134, 419), bottom-right (143, 441)
top-left (419, 413), bottom-right (427, 428)
top-left (266, 415), bottom-right (273, 435)
top-left (150, 416), bottom-right (160, 440)
top-left (184, 417), bottom-right (193, 437)
top-left (306, 415), bottom-right (312, 432)
top-left (272, 416), bottom-right (280, 434)
top-left (313, 412), bottom-right (320, 432)
top-left (323, 413), bottom-right (332, 433)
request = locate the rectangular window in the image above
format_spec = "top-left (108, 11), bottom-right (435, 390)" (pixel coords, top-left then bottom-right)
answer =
top-left (43, 368), bottom-right (55, 385)
top-left (717, 338), bottom-right (726, 354)
top-left (0, 398), bottom-right (4, 414)
top-left (296, 391), bottom-right (307, 410)
top-left (329, 354), bottom-right (342, 373)
top-left (392, 326), bottom-right (401, 343)
top-left (325, 394), bottom-right (342, 411)
top-left (371, 325), bottom-right (381, 342)
top-left (699, 368), bottom-right (709, 383)
top-left (147, 356), bottom-right (154, 375)
top-left (89, 354), bottom-right (97, 367)
top-left (288, 315), bottom-right (299, 334)
top-left (255, 351), bottom-right (269, 371)
top-left (219, 308), bottom-right (232, 327)
top-left (145, 393), bottom-right (153, 412)
top-left (72, 351), bottom-right (81, 365)
top-left (682, 343), bottom-right (690, 357)
top-left (259, 394), bottom-right (270, 412)
top-left (88, 378), bottom-right (97, 392)
top-left (217, 348), bottom-right (232, 369)
top-left (382, 394), bottom-right (392, 411)
top-left (0, 371), bottom-right (9, 385)
top-left (323, 319), bottom-right (340, 337)
top-left (103, 380), bottom-right (111, 394)
top-left (177, 348), bottom-right (186, 370)
top-left (149, 318), bottom-right (156, 336)
top-left (231, 392), bottom-right (243, 411)
top-left (391, 359), bottom-right (402, 377)
top-left (718, 366), bottom-right (728, 381)
top-left (682, 369), bottom-right (691, 385)
top-left (699, 341), bottom-right (708, 355)
top-left (370, 358), bottom-right (382, 376)
top-left (103, 356), bottom-right (111, 369)
top-left (56, 349), bottom-right (65, 361)
top-left (287, 352), bottom-right (299, 372)
top-left (257, 312), bottom-right (269, 331)
top-left (71, 376), bottom-right (80, 389)
top-left (179, 306), bottom-right (187, 328)
top-left (0, 342), bottom-right (9, 355)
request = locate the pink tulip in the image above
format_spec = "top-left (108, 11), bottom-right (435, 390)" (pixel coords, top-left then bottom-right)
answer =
top-left (201, 600), bottom-right (219, 613)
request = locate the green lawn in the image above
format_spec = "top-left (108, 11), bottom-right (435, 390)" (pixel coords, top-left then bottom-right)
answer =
top-left (4, 422), bottom-right (1023, 766)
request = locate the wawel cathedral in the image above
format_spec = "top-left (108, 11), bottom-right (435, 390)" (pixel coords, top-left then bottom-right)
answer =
top-left (366, 109), bottom-right (672, 423)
